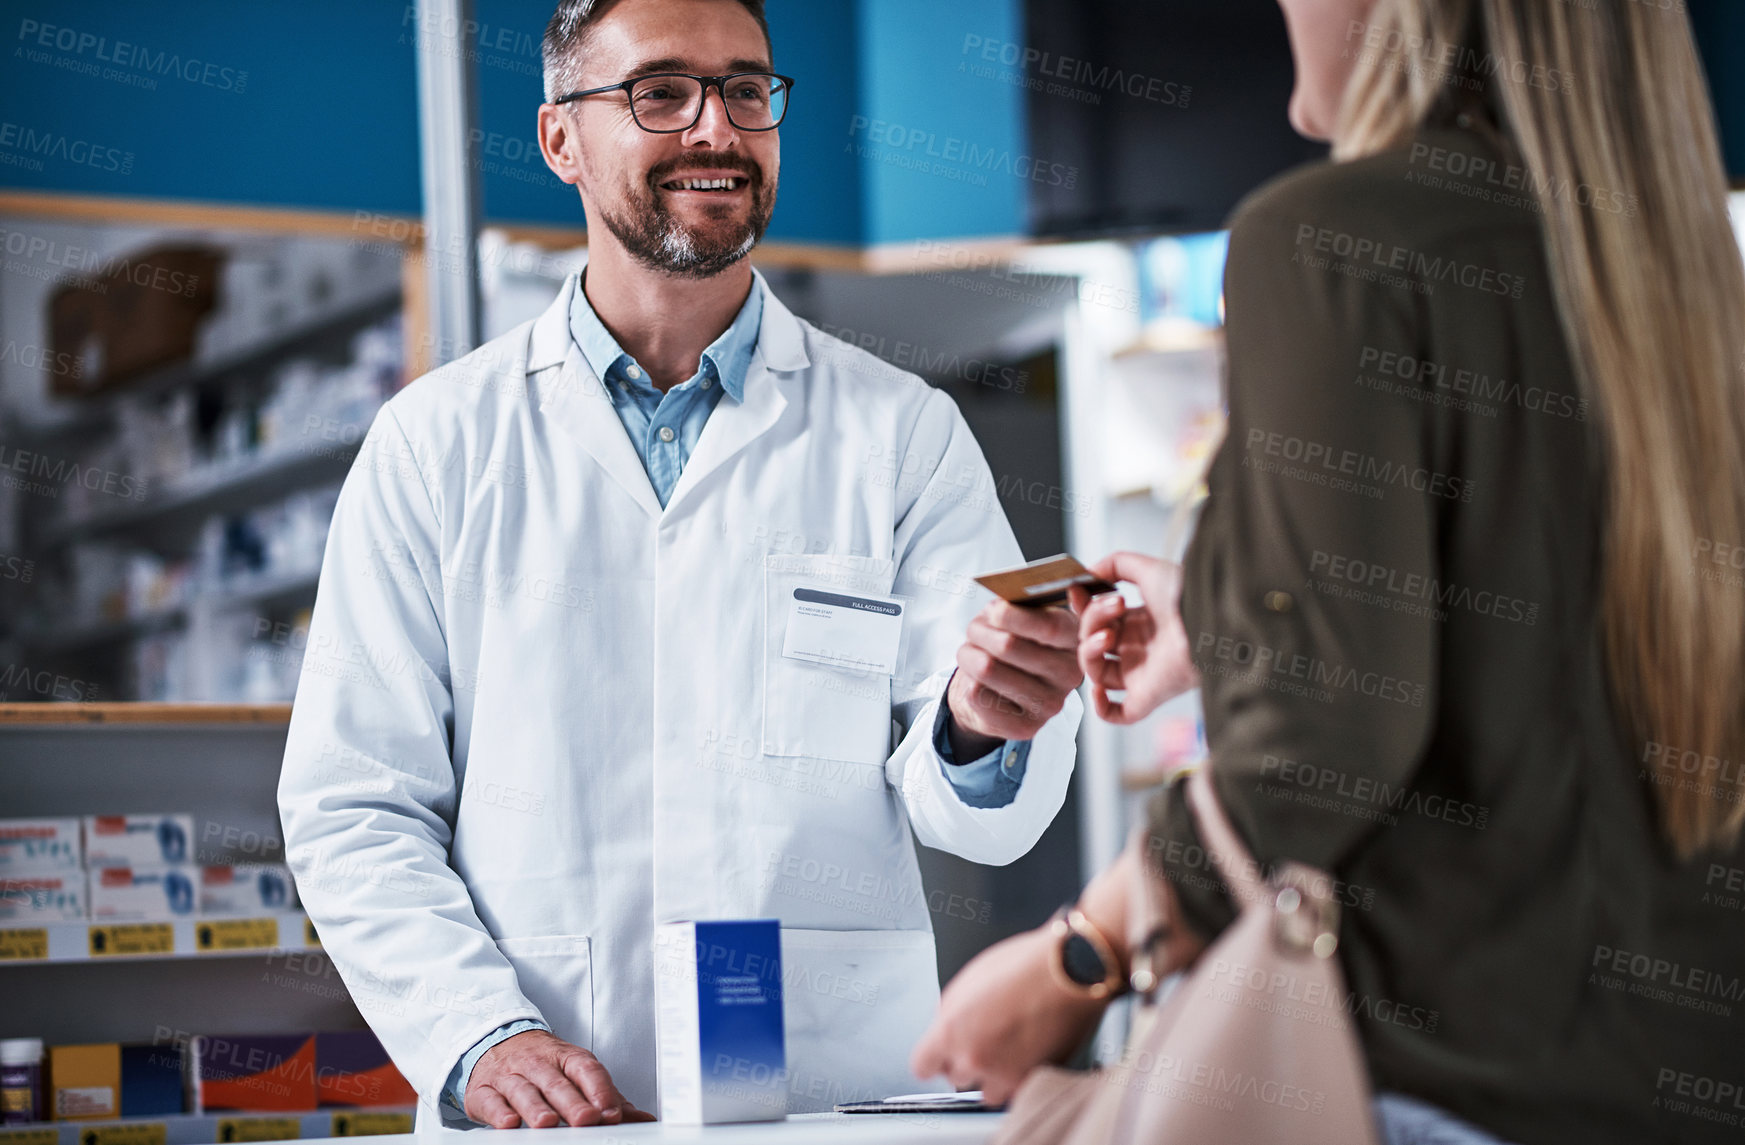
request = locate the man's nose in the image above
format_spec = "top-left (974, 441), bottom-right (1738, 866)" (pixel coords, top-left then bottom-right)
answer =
top-left (682, 82), bottom-right (742, 148)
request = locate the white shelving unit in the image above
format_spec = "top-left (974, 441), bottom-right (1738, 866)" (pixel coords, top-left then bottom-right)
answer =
top-left (0, 706), bottom-right (372, 1087)
top-left (0, 216), bottom-right (406, 703)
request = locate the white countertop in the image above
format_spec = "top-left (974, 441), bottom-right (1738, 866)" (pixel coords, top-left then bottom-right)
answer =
top-left (305, 1112), bottom-right (1003, 1145)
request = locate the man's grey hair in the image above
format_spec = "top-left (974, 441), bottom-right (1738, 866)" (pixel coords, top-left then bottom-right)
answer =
top-left (542, 0), bottom-right (772, 103)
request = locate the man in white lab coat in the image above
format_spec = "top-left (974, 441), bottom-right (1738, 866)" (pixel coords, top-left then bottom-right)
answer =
top-left (278, 0), bottom-right (1083, 1130)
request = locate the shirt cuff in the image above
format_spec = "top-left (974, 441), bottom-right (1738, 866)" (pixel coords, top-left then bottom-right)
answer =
top-left (442, 1019), bottom-right (551, 1114)
top-left (932, 680), bottom-right (1031, 809)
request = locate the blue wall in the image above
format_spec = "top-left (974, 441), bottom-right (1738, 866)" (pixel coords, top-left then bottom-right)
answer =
top-left (4, 2), bottom-right (1741, 243)
top-left (1, 1), bottom-right (420, 213)
top-left (852, 0), bottom-right (1027, 245)
top-left (0, 0), bottom-right (1028, 246)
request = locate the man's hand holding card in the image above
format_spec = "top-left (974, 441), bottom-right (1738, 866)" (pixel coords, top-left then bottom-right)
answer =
top-left (943, 555), bottom-right (1112, 754)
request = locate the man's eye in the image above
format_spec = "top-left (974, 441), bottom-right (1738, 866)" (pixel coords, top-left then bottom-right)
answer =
top-left (636, 86), bottom-right (676, 102)
top-left (730, 86), bottom-right (767, 102)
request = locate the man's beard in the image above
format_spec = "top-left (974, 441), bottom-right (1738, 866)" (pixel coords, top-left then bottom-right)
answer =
top-left (599, 156), bottom-right (775, 280)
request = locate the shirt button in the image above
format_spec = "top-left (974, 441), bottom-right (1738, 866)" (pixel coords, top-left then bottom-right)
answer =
top-left (626, 364), bottom-right (643, 380)
top-left (702, 378), bottom-right (713, 390)
top-left (658, 426), bottom-right (676, 443)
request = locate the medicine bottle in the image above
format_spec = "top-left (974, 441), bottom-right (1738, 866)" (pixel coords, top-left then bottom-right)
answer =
top-left (0, 1038), bottom-right (44, 1124)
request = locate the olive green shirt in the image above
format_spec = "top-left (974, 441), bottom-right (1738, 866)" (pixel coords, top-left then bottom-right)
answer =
top-left (1150, 126), bottom-right (1745, 1145)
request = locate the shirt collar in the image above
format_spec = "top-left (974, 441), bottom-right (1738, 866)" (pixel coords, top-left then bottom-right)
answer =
top-left (569, 270), bottom-right (764, 403)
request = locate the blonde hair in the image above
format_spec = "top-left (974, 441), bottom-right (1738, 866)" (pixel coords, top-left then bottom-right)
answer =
top-left (1336, 0), bottom-right (1745, 856)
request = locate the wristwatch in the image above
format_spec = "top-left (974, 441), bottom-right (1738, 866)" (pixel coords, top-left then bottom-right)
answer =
top-left (1048, 905), bottom-right (1127, 1000)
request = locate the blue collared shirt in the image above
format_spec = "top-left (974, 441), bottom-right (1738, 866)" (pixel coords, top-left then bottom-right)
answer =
top-left (439, 274), bottom-right (1030, 1116)
top-left (569, 269), bottom-right (761, 508)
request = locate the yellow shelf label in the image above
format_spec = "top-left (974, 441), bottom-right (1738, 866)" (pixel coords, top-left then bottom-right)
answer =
top-left (329, 1113), bottom-right (412, 1137)
top-left (215, 1117), bottom-right (301, 1143)
top-left (87, 923), bottom-right (175, 958)
top-left (77, 1123), bottom-right (168, 1145)
top-left (303, 918), bottom-right (320, 948)
top-left (196, 917), bottom-right (279, 952)
top-left (0, 1128), bottom-right (59, 1145)
top-left (0, 927), bottom-right (49, 961)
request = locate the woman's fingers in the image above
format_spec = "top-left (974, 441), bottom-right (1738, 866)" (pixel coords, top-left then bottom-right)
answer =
top-left (1088, 550), bottom-right (1160, 587)
top-left (1092, 683), bottom-right (1139, 725)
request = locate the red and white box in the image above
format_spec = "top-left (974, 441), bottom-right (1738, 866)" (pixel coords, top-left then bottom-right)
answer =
top-left (0, 818), bottom-right (82, 872)
top-left (0, 871), bottom-right (86, 921)
top-left (82, 815), bottom-right (194, 867)
top-left (87, 866), bottom-right (197, 921)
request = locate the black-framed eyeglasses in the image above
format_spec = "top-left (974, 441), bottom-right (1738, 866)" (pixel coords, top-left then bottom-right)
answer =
top-left (554, 72), bottom-right (795, 133)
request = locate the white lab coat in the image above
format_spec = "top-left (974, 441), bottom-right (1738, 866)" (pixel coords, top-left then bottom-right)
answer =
top-left (277, 272), bottom-right (1080, 1128)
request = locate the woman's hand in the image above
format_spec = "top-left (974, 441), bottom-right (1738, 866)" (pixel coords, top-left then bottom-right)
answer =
top-left (909, 927), bottom-right (1108, 1105)
top-left (1069, 552), bottom-right (1198, 724)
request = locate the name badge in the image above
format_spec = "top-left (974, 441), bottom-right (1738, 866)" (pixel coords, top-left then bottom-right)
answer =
top-left (781, 587), bottom-right (903, 675)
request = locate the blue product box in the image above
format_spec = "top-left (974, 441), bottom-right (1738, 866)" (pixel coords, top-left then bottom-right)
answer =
top-left (120, 1043), bottom-right (184, 1117)
top-left (655, 919), bottom-right (786, 1124)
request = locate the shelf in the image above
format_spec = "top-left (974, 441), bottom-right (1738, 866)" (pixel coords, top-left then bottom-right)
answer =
top-left (210, 570), bottom-right (321, 614)
top-left (0, 704), bottom-right (292, 727)
top-left (0, 911), bottom-right (317, 966)
top-left (41, 445), bottom-right (359, 550)
top-left (20, 570), bottom-right (320, 656)
top-left (20, 611), bottom-right (186, 656)
top-left (26, 291), bottom-right (402, 440)
top-left (0, 1108), bottom-right (415, 1145)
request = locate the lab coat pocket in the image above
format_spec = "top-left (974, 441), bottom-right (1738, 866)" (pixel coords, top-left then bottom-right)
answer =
top-left (494, 935), bottom-right (594, 1050)
top-left (778, 928), bottom-right (940, 1111)
top-left (763, 554), bottom-right (896, 768)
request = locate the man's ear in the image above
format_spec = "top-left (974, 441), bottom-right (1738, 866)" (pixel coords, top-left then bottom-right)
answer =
top-left (537, 103), bottom-right (584, 185)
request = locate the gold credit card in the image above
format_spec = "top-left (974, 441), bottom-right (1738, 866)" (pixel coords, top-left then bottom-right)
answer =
top-left (974, 554), bottom-right (1118, 608)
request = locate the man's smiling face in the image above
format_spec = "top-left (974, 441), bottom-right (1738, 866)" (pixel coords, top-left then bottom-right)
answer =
top-left (558, 0), bottom-right (780, 278)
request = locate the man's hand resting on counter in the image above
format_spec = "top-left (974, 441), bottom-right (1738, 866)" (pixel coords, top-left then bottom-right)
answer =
top-left (465, 1029), bottom-right (656, 1129)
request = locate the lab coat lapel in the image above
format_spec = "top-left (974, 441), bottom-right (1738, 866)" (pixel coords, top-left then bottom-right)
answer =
top-left (662, 276), bottom-right (808, 517)
top-left (527, 276), bottom-right (663, 520)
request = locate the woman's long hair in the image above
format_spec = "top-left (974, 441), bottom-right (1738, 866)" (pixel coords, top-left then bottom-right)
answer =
top-left (1336, 0), bottom-right (1745, 856)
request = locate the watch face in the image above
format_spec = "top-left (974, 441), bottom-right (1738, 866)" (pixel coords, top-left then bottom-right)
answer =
top-left (1062, 931), bottom-right (1108, 987)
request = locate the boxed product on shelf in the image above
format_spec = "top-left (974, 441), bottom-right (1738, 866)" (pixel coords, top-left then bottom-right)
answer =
top-left (198, 864), bottom-right (297, 916)
top-left (0, 872), bottom-right (86, 922)
top-left (119, 1044), bottom-right (184, 1117)
top-left (83, 814), bottom-right (195, 867)
top-left (314, 1032), bottom-right (416, 1107)
top-left (87, 866), bottom-right (197, 921)
top-left (0, 819), bottom-right (82, 872)
top-left (48, 243), bottom-right (224, 397)
top-left (48, 1043), bottom-right (120, 1121)
top-left (191, 1034), bottom-right (317, 1113)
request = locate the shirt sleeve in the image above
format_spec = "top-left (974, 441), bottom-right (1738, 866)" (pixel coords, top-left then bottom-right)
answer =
top-left (442, 1019), bottom-right (552, 1114)
top-left (880, 385), bottom-right (1081, 865)
top-left (931, 671), bottom-right (1030, 809)
top-left (278, 407), bottom-right (548, 1109)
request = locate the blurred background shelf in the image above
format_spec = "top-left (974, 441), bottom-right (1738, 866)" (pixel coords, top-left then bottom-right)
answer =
top-left (30, 291), bottom-right (403, 440)
top-left (41, 446), bottom-right (360, 551)
top-left (20, 610), bottom-right (186, 656)
top-left (0, 221), bottom-right (405, 703)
